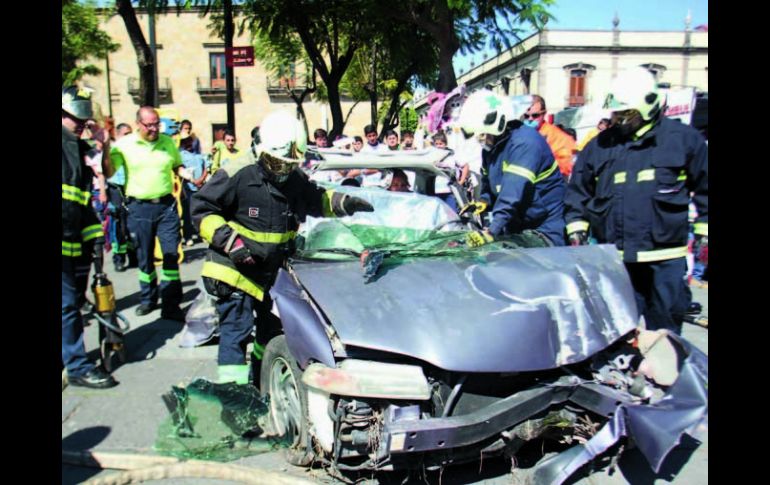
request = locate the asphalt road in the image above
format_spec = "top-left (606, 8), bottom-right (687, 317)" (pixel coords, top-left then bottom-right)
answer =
top-left (62, 243), bottom-right (708, 485)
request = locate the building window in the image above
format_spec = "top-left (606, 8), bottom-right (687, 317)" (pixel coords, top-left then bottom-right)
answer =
top-left (210, 53), bottom-right (227, 89)
top-left (568, 69), bottom-right (587, 107)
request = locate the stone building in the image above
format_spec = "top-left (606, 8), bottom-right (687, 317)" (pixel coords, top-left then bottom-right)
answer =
top-left (82, 7), bottom-right (371, 150)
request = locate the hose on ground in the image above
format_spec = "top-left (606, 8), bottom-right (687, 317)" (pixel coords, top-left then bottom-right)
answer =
top-left (62, 449), bottom-right (314, 485)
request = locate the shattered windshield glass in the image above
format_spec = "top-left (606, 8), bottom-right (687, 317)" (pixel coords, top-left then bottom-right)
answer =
top-left (296, 186), bottom-right (549, 265)
top-left (155, 379), bottom-right (279, 461)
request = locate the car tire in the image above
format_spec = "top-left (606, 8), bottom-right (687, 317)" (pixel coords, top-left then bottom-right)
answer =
top-left (260, 335), bottom-right (315, 467)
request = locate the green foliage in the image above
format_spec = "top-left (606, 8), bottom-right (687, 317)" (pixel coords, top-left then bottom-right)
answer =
top-left (400, 106), bottom-right (419, 133)
top-left (62, 0), bottom-right (119, 85)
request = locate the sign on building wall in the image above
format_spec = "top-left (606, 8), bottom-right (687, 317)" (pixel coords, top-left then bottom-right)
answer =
top-left (226, 46), bottom-right (255, 67)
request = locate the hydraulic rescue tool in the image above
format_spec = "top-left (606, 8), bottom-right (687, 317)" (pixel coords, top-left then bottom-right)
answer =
top-left (91, 243), bottom-right (131, 372)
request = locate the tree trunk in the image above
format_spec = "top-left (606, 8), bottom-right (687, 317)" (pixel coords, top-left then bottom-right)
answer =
top-left (435, 42), bottom-right (458, 93)
top-left (116, 0), bottom-right (156, 106)
top-left (326, 82), bottom-right (345, 140)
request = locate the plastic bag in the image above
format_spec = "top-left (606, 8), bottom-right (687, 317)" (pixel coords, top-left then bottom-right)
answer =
top-left (179, 280), bottom-right (219, 348)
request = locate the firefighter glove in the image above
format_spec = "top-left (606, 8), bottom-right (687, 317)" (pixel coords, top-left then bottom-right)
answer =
top-left (332, 192), bottom-right (374, 216)
top-left (466, 230), bottom-right (494, 248)
top-left (459, 200), bottom-right (488, 217)
top-left (226, 235), bottom-right (255, 265)
top-left (568, 231), bottom-right (588, 247)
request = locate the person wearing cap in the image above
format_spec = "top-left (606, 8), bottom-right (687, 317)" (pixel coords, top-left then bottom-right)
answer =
top-left (191, 110), bottom-right (375, 385)
top-left (458, 90), bottom-right (566, 247)
top-left (564, 67), bottom-right (708, 335)
top-left (102, 106), bottom-right (187, 322)
top-left (62, 86), bottom-right (118, 389)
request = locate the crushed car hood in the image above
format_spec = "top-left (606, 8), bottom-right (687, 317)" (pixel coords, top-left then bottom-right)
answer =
top-left (290, 244), bottom-right (638, 372)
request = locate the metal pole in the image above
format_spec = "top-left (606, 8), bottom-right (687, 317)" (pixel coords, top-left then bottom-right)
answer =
top-left (148, 8), bottom-right (159, 107)
top-left (224, 0), bottom-right (235, 132)
top-left (105, 55), bottom-right (113, 118)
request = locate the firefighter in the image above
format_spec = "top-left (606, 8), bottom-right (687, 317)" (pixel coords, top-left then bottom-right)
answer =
top-left (191, 110), bottom-right (374, 385)
top-left (457, 90), bottom-right (567, 247)
top-left (62, 86), bottom-right (117, 389)
top-left (564, 67), bottom-right (708, 335)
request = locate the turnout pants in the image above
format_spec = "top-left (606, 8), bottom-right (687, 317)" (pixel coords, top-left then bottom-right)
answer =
top-left (126, 196), bottom-right (182, 309)
top-left (205, 277), bottom-right (276, 385)
top-left (625, 257), bottom-right (690, 335)
top-left (215, 290), bottom-right (257, 384)
top-left (62, 254), bottom-right (95, 377)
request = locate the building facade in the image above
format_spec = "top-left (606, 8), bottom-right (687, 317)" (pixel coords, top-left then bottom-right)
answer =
top-left (82, 8), bottom-right (372, 151)
top-left (417, 21), bottom-right (708, 117)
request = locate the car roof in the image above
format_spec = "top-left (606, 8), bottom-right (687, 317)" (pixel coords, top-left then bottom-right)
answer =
top-left (310, 148), bottom-right (452, 178)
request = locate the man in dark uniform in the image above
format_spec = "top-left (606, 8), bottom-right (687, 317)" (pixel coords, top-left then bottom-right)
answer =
top-left (192, 110), bottom-right (374, 384)
top-left (62, 86), bottom-right (118, 389)
top-left (564, 67), bottom-right (708, 335)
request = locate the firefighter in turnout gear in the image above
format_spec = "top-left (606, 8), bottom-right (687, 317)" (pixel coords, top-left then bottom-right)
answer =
top-left (62, 86), bottom-right (118, 389)
top-left (191, 111), bottom-right (374, 385)
top-left (564, 67), bottom-right (708, 334)
top-left (458, 90), bottom-right (567, 247)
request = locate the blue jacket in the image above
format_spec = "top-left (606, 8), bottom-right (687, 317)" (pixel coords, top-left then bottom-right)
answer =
top-left (564, 117), bottom-right (708, 263)
top-left (480, 122), bottom-right (566, 245)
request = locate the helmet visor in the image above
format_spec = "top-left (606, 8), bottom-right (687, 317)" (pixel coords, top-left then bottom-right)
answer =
top-left (260, 150), bottom-right (300, 176)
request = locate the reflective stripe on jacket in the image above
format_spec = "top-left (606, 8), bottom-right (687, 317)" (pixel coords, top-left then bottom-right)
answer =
top-left (62, 125), bottom-right (103, 257)
top-left (191, 150), bottom-right (336, 299)
top-left (479, 122), bottom-right (567, 245)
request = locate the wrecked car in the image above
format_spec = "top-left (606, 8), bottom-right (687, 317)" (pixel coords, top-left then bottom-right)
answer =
top-left (258, 150), bottom-right (708, 483)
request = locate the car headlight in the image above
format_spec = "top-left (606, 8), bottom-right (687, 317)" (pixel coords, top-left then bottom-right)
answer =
top-left (302, 359), bottom-right (431, 400)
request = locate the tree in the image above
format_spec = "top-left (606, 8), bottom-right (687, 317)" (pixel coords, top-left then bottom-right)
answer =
top-left (381, 0), bottom-right (554, 93)
top-left (114, 0), bottom-right (160, 106)
top-left (242, 0), bottom-right (375, 139)
top-left (251, 29), bottom-right (319, 138)
top-left (112, 1), bottom-right (219, 106)
top-left (62, 0), bottom-right (119, 85)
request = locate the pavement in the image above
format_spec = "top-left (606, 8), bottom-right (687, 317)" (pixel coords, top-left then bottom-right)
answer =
top-left (62, 243), bottom-right (708, 484)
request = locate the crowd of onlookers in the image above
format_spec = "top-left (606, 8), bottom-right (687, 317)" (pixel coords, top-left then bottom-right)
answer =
top-left (79, 101), bottom-right (705, 289)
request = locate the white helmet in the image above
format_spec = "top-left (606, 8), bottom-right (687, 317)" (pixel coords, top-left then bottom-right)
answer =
top-left (603, 67), bottom-right (661, 121)
top-left (255, 110), bottom-right (307, 177)
top-left (458, 90), bottom-right (531, 136)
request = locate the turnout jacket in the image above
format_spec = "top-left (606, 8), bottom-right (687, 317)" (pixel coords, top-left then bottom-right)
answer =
top-left (564, 117), bottom-right (708, 263)
top-left (191, 150), bottom-right (339, 301)
top-left (62, 126), bottom-right (104, 258)
top-left (480, 122), bottom-right (567, 245)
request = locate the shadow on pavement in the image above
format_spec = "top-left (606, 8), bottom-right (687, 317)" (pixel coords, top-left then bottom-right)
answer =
top-left (560, 435), bottom-right (702, 485)
top-left (120, 317), bottom-right (186, 364)
top-left (617, 435), bottom-right (702, 484)
top-left (62, 426), bottom-right (111, 485)
top-left (113, 280), bottom-right (197, 314)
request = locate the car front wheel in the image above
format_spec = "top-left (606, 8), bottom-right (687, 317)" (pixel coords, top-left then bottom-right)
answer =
top-left (260, 335), bottom-right (314, 466)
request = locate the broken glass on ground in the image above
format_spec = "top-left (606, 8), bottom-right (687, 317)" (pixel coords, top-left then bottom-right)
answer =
top-left (155, 378), bottom-right (281, 461)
